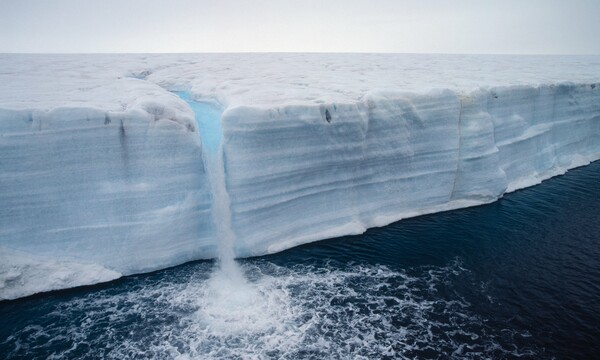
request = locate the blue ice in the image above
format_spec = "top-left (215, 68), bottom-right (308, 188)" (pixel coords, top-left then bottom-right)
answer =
top-left (173, 91), bottom-right (222, 152)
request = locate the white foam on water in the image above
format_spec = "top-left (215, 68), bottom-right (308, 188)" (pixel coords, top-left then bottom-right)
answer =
top-left (183, 91), bottom-right (302, 356)
top-left (1, 260), bottom-right (538, 359)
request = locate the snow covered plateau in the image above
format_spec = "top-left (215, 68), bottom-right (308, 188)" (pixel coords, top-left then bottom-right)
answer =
top-left (1, 54), bottom-right (600, 299)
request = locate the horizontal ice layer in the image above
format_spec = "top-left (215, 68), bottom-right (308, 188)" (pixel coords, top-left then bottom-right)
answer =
top-left (222, 83), bottom-right (600, 256)
top-left (0, 248), bottom-right (121, 300)
top-left (0, 99), bottom-right (216, 300)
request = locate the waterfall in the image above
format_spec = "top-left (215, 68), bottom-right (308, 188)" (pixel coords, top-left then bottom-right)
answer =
top-left (205, 146), bottom-right (242, 277)
top-left (174, 92), bottom-right (286, 334)
top-left (173, 91), bottom-right (241, 278)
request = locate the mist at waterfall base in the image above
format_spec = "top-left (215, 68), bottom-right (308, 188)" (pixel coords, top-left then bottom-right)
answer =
top-left (0, 157), bottom-right (598, 359)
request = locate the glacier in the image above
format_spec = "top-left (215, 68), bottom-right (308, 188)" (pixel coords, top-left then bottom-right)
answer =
top-left (1, 54), bottom-right (599, 300)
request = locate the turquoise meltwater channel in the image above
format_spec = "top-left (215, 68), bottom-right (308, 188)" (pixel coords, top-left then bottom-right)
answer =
top-left (172, 91), bottom-right (238, 266)
top-left (173, 91), bottom-right (222, 153)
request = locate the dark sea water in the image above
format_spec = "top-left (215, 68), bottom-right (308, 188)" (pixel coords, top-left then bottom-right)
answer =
top-left (1, 161), bottom-right (600, 359)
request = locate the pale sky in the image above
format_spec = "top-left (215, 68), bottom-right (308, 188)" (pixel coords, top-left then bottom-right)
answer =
top-left (1, 0), bottom-right (599, 54)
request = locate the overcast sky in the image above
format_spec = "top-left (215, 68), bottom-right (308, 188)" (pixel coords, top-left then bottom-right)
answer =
top-left (1, 0), bottom-right (599, 54)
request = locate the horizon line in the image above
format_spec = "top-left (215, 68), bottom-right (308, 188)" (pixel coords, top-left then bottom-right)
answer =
top-left (2, 51), bottom-right (600, 56)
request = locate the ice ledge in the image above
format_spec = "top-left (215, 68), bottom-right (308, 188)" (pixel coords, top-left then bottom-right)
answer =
top-left (0, 247), bottom-right (121, 301)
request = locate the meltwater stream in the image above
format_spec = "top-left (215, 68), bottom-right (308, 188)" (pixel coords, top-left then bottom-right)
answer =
top-left (0, 95), bottom-right (599, 358)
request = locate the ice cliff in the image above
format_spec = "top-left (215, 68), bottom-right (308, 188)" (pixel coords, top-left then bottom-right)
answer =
top-left (222, 85), bottom-right (600, 255)
top-left (1, 54), bottom-right (599, 299)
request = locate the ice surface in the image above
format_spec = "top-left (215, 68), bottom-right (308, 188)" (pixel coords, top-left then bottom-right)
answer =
top-left (1, 54), bottom-right (599, 299)
top-left (2, 54), bottom-right (600, 109)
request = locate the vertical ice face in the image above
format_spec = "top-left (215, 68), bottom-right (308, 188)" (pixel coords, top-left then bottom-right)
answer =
top-left (357, 91), bottom-right (461, 226)
top-left (0, 105), bottom-right (216, 298)
top-left (220, 103), bottom-right (369, 255)
top-left (220, 84), bottom-right (600, 257)
top-left (452, 93), bottom-right (508, 201)
top-left (220, 90), bottom-right (463, 255)
top-left (453, 84), bottom-right (600, 199)
top-left (485, 84), bottom-right (600, 191)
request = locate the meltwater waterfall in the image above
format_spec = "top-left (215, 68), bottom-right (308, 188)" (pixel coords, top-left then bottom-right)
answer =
top-left (173, 92), bottom-right (237, 271)
top-left (173, 92), bottom-right (287, 334)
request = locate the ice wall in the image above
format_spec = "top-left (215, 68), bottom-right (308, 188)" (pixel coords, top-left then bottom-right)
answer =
top-left (0, 104), bottom-right (216, 299)
top-left (1, 75), bottom-right (599, 300)
top-left (221, 83), bottom-right (600, 256)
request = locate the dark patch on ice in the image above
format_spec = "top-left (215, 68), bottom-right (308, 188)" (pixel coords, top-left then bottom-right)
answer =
top-left (491, 92), bottom-right (498, 99)
top-left (147, 106), bottom-right (164, 122)
top-left (325, 109), bottom-right (332, 123)
top-left (592, 84), bottom-right (596, 89)
top-left (27, 113), bottom-right (33, 123)
top-left (186, 123), bottom-right (195, 132)
top-left (104, 114), bottom-right (111, 125)
top-left (556, 83), bottom-right (572, 94)
top-left (119, 119), bottom-right (129, 167)
top-left (131, 70), bottom-right (153, 80)
top-left (119, 120), bottom-right (126, 141)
